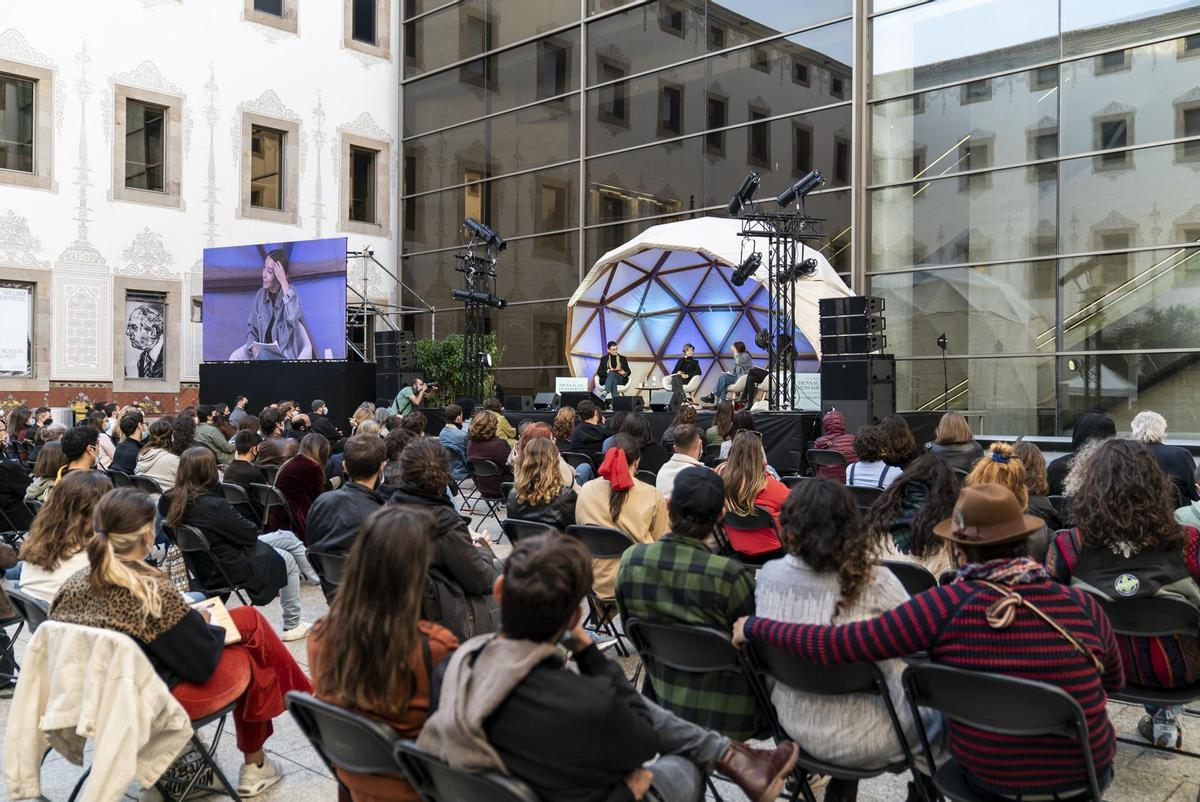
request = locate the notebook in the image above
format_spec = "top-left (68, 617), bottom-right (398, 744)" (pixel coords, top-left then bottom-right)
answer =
top-left (191, 597), bottom-right (243, 646)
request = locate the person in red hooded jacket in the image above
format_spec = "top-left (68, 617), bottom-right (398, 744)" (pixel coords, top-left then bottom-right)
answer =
top-left (812, 409), bottom-right (857, 483)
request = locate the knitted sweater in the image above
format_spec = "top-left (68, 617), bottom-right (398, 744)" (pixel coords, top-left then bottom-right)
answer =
top-left (744, 575), bottom-right (1123, 796)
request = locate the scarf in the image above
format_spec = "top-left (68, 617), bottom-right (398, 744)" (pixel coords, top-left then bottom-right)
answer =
top-left (598, 446), bottom-right (633, 491)
top-left (888, 482), bottom-right (928, 554)
top-left (955, 557), bottom-right (1048, 586)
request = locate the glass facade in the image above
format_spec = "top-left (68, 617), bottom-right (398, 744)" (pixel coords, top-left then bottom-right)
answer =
top-left (399, 0), bottom-right (1200, 436)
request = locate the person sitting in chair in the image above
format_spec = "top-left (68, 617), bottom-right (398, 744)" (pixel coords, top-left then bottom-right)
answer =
top-left (666, 344), bottom-right (701, 406)
top-left (595, 341), bottom-right (631, 401)
top-left (230, 248), bottom-right (308, 361)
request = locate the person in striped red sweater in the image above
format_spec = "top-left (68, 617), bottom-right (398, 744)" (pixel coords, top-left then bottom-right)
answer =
top-left (733, 484), bottom-right (1125, 800)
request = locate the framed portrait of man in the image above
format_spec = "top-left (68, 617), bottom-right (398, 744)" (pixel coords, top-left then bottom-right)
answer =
top-left (125, 294), bottom-right (166, 379)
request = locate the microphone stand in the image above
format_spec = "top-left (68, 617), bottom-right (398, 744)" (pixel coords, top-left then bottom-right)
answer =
top-left (937, 333), bottom-right (949, 411)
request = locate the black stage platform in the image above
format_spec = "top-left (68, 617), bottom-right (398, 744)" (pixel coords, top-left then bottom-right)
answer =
top-left (199, 361), bottom-right (377, 431)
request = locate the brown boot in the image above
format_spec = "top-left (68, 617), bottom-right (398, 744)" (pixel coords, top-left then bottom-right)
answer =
top-left (714, 741), bottom-right (799, 802)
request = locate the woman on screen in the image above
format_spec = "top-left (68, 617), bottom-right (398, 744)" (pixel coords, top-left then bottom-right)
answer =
top-left (229, 249), bottom-right (309, 360)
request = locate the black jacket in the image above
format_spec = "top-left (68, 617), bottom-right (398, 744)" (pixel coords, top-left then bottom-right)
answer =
top-left (111, 439), bottom-right (141, 475)
top-left (306, 481), bottom-right (383, 556)
top-left (159, 489), bottom-right (286, 606)
top-left (1145, 442), bottom-right (1199, 502)
top-left (309, 414), bottom-right (344, 448)
top-left (1047, 411), bottom-right (1116, 496)
top-left (595, 353), bottom-right (631, 385)
top-left (569, 422), bottom-right (611, 465)
top-left (671, 356), bottom-right (701, 380)
top-left (386, 484), bottom-right (499, 640)
top-left (507, 486), bottom-right (577, 530)
top-left (0, 459), bottom-right (32, 531)
top-left (926, 441), bottom-right (984, 475)
top-left (1027, 494), bottom-right (1063, 532)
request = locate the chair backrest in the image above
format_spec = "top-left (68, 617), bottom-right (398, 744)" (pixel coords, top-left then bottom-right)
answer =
top-left (625, 617), bottom-right (748, 675)
top-left (107, 468), bottom-right (132, 488)
top-left (901, 662), bottom-right (1102, 800)
top-left (24, 498), bottom-right (42, 520)
top-left (565, 524), bottom-right (635, 559)
top-left (5, 587), bottom-right (51, 632)
top-left (883, 560), bottom-right (938, 596)
top-left (129, 474), bottom-right (164, 495)
top-left (260, 464), bottom-right (280, 485)
top-left (705, 443), bottom-right (724, 463)
top-left (308, 550), bottom-right (348, 589)
top-left (778, 475), bottom-right (806, 489)
top-left (220, 481), bottom-right (260, 524)
top-left (750, 639), bottom-right (884, 697)
top-left (164, 523), bottom-right (245, 602)
top-left (500, 482), bottom-right (514, 499)
top-left (806, 448), bottom-right (848, 468)
top-left (395, 739), bottom-right (541, 802)
top-left (721, 505), bottom-right (777, 533)
top-left (502, 518), bottom-right (558, 544)
top-left (846, 485), bottom-right (884, 512)
top-left (285, 691), bottom-right (405, 779)
top-left (469, 458), bottom-right (502, 479)
top-left (636, 469), bottom-right (656, 483)
top-left (1094, 595), bottom-right (1200, 639)
top-left (250, 482), bottom-right (292, 529)
top-left (560, 451), bottom-right (593, 470)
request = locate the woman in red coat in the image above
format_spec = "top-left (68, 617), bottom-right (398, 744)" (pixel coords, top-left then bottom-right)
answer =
top-left (270, 433), bottom-right (330, 543)
top-left (716, 431), bottom-right (789, 557)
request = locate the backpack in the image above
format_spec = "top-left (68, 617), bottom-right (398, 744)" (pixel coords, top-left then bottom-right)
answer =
top-left (1066, 527), bottom-right (1200, 610)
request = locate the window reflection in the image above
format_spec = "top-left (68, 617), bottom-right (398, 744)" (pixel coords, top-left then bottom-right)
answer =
top-left (895, 356), bottom-right (1055, 435)
top-left (1058, 353), bottom-right (1200, 437)
top-left (1061, 0), bottom-right (1200, 57)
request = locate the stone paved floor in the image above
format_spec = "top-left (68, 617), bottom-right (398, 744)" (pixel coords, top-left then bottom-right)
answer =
top-left (2, 507), bottom-right (1198, 801)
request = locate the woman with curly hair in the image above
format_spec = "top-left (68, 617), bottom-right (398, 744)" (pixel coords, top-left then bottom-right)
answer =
top-left (552, 406), bottom-right (576, 451)
top-left (864, 454), bottom-right (959, 578)
top-left (18, 470), bottom-right (111, 603)
top-left (754, 478), bottom-right (941, 789)
top-left (1046, 438), bottom-right (1200, 749)
top-left (507, 436), bottom-right (578, 530)
top-left (965, 442), bottom-right (1051, 561)
top-left (1012, 441), bottom-right (1061, 531)
top-left (715, 431), bottom-right (788, 557)
top-left (847, 425), bottom-right (902, 489)
top-left (705, 400), bottom-right (734, 447)
top-left (510, 422), bottom-right (573, 487)
top-left (879, 415), bottom-right (919, 469)
top-left (466, 409), bottom-right (512, 498)
top-left (661, 404), bottom-right (697, 449)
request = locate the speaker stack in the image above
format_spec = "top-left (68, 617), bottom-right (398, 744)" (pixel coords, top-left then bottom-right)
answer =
top-left (375, 330), bottom-right (417, 401)
top-left (818, 296), bottom-right (895, 432)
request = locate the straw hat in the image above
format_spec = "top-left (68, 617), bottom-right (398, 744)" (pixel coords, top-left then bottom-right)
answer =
top-left (932, 484), bottom-right (1044, 546)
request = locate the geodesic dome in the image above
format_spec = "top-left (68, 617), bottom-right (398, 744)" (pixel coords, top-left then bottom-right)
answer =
top-left (566, 217), bottom-right (853, 397)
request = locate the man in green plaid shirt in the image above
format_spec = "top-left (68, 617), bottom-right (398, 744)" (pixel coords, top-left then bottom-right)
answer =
top-left (616, 466), bottom-right (765, 740)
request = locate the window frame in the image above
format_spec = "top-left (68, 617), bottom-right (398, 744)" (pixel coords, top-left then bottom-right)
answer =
top-left (249, 124), bottom-right (286, 211)
top-left (1094, 48), bottom-right (1132, 76)
top-left (658, 1), bottom-right (686, 39)
top-left (536, 38), bottom-right (571, 101)
top-left (656, 79), bottom-right (684, 138)
top-left (0, 59), bottom-right (54, 192)
top-left (1176, 103), bottom-right (1200, 164)
top-left (747, 103), bottom-right (771, 169)
top-left (345, 0), bottom-right (392, 60)
top-left (1092, 111), bottom-right (1134, 172)
top-left (960, 78), bottom-right (992, 105)
top-left (123, 99), bottom-right (167, 194)
top-left (244, 0), bottom-right (298, 33)
top-left (534, 175), bottom-right (570, 254)
top-left (705, 92), bottom-right (727, 158)
top-left (238, 109), bottom-right (300, 225)
top-left (348, 145), bottom-right (379, 224)
top-left (792, 121), bottom-right (813, 177)
top-left (596, 55), bottom-right (630, 128)
top-left (791, 60), bottom-right (811, 87)
top-left (339, 130), bottom-right (392, 237)
top-left (112, 84), bottom-right (183, 209)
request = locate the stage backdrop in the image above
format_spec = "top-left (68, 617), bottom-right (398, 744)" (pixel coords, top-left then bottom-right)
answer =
top-left (202, 237), bottom-right (347, 362)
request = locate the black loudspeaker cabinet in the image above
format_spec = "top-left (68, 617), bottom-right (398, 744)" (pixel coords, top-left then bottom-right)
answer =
top-left (819, 296), bottom-right (884, 317)
top-left (611, 395), bottom-right (645, 413)
top-left (503, 395), bottom-right (533, 412)
top-left (533, 392), bottom-right (558, 410)
top-left (820, 333), bottom-right (887, 355)
top-left (649, 390), bottom-right (674, 412)
top-left (376, 371), bottom-right (400, 402)
top-left (820, 355), bottom-right (895, 432)
top-left (374, 330), bottom-right (415, 370)
top-left (559, 391), bottom-right (604, 410)
top-left (820, 314), bottom-right (885, 336)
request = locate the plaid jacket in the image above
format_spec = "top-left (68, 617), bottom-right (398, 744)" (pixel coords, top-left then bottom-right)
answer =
top-left (615, 534), bottom-right (764, 740)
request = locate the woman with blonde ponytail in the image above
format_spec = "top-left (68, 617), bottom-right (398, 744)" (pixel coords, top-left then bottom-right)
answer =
top-left (964, 442), bottom-right (1051, 560)
top-left (50, 488), bottom-right (313, 797)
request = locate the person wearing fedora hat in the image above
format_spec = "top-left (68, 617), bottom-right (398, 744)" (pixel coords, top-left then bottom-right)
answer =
top-left (734, 483), bottom-right (1125, 801)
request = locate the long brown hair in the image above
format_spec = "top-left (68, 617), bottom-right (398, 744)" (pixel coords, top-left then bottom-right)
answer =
top-left (781, 478), bottom-right (876, 620)
top-left (863, 455), bottom-right (958, 559)
top-left (31, 441), bottom-right (67, 479)
top-left (718, 431), bottom-right (767, 516)
top-left (552, 407), bottom-right (576, 442)
top-left (314, 505), bottom-right (436, 714)
top-left (87, 488), bottom-right (162, 623)
top-left (606, 433), bottom-right (641, 522)
top-left (965, 442), bottom-right (1029, 508)
top-left (21, 470), bottom-right (111, 569)
top-left (144, 418), bottom-right (173, 451)
top-left (165, 446), bottom-right (219, 526)
top-left (934, 411), bottom-right (974, 445)
top-left (1072, 438), bottom-right (1184, 554)
top-left (879, 415), bottom-right (916, 464)
top-left (515, 437), bottom-right (564, 507)
top-left (711, 401), bottom-right (735, 440)
top-left (1012, 441), bottom-right (1049, 496)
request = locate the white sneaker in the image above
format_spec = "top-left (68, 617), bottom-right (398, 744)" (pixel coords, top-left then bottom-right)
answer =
top-left (238, 756), bottom-right (283, 797)
top-left (280, 620), bottom-right (311, 642)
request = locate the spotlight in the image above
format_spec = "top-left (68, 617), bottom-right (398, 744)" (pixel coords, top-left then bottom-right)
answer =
top-left (778, 258), bottom-right (818, 283)
top-left (478, 352), bottom-right (494, 368)
top-left (754, 329), bottom-right (771, 349)
top-left (776, 170), bottom-right (824, 209)
top-left (936, 333), bottom-right (948, 352)
top-left (452, 288), bottom-right (508, 309)
top-left (463, 217), bottom-right (507, 250)
top-left (726, 171), bottom-right (760, 216)
top-left (730, 251), bottom-right (761, 286)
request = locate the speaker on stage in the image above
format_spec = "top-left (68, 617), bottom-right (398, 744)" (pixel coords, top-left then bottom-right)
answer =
top-left (649, 390), bottom-right (674, 412)
top-left (560, 391), bottom-right (604, 410)
top-left (610, 396), bottom-right (644, 412)
top-left (533, 392), bottom-right (558, 410)
top-left (503, 395), bottom-right (532, 412)
top-left (820, 355), bottom-right (895, 431)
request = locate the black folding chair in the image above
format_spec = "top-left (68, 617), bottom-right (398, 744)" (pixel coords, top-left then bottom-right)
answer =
top-left (500, 481), bottom-right (514, 500)
top-left (560, 451), bottom-right (595, 473)
top-left (466, 459), bottom-right (507, 531)
top-left (1092, 595), bottom-right (1200, 755)
top-left (307, 550), bottom-right (347, 596)
top-left (779, 475), bottom-right (806, 489)
top-left (902, 663), bottom-right (1105, 802)
top-left (566, 523), bottom-right (636, 656)
top-left (749, 640), bottom-right (925, 802)
top-left (705, 443), bottom-right (725, 465)
top-left (720, 506), bottom-right (784, 567)
top-left (259, 464), bottom-right (280, 485)
top-left (249, 482), bottom-right (293, 532)
top-left (23, 498), bottom-right (42, 520)
top-left (106, 468), bottom-right (132, 488)
top-left (1048, 495), bottom-right (1071, 527)
top-left (636, 469), bottom-right (657, 484)
top-left (395, 738), bottom-right (541, 802)
top-left (1, 589), bottom-right (47, 682)
top-left (155, 702), bottom-right (243, 802)
top-left (501, 517), bottom-right (557, 545)
top-left (163, 523), bottom-right (250, 605)
top-left (806, 448), bottom-right (848, 477)
top-left (847, 485), bottom-right (884, 514)
top-left (883, 560), bottom-right (938, 596)
top-left (220, 482), bottom-right (261, 526)
top-left (286, 691), bottom-right (401, 798)
top-left (129, 474), bottom-right (165, 495)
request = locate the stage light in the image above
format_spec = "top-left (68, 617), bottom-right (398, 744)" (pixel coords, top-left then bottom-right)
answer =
top-left (754, 329), bottom-right (771, 349)
top-left (451, 288), bottom-right (508, 309)
top-left (730, 251), bottom-right (761, 286)
top-left (778, 258), bottom-right (818, 283)
top-left (726, 171), bottom-right (760, 216)
top-left (463, 217), bottom-right (507, 251)
top-left (776, 170), bottom-right (825, 209)
top-left (936, 333), bottom-right (948, 352)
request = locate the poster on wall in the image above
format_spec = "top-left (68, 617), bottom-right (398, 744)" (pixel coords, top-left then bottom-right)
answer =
top-left (201, 237), bottom-right (347, 362)
top-left (0, 284), bottom-right (33, 376)
top-left (124, 297), bottom-right (167, 379)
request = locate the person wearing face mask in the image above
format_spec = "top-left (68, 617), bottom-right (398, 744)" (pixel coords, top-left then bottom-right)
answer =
top-left (230, 248), bottom-right (306, 360)
top-left (305, 435), bottom-right (387, 600)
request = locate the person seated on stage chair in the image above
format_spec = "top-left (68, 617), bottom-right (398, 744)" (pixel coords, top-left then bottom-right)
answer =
top-left (419, 533), bottom-right (800, 802)
top-left (716, 431), bottom-right (788, 559)
top-left (284, 413), bottom-right (309, 442)
top-left (466, 410), bottom-right (513, 500)
top-left (964, 443), bottom-right (1052, 562)
top-left (616, 468), bottom-right (767, 742)
top-left (508, 436), bottom-right (578, 530)
top-left (703, 341), bottom-right (752, 404)
top-left (718, 410), bottom-right (756, 461)
top-left (230, 248), bottom-right (308, 361)
top-left (879, 414), bottom-right (920, 471)
top-left (667, 344), bottom-right (702, 405)
top-left (228, 396), bottom-right (249, 426)
top-left (306, 435), bottom-right (387, 598)
top-left (24, 441), bottom-right (66, 504)
top-left (511, 422), bottom-right (574, 488)
top-left (925, 411), bottom-right (986, 477)
top-left (656, 424), bottom-right (709, 501)
top-left (568, 399), bottom-right (609, 480)
top-left (224, 430), bottom-right (268, 496)
top-left (482, 398), bottom-right (518, 446)
top-left (254, 408), bottom-right (297, 468)
top-left (735, 483), bottom-right (1124, 802)
top-left (308, 399), bottom-right (344, 448)
top-left (50, 487), bottom-right (313, 798)
top-left (308, 505), bottom-right (460, 802)
top-left (595, 340), bottom-right (631, 402)
top-left (60, 423), bottom-right (101, 476)
top-left (752, 478), bottom-right (942, 801)
top-left (864, 455), bottom-right (959, 580)
top-left (846, 426), bottom-right (901, 490)
top-left (388, 377), bottom-right (430, 417)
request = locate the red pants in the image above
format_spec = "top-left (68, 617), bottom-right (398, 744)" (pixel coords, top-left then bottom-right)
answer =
top-left (172, 606), bottom-right (313, 753)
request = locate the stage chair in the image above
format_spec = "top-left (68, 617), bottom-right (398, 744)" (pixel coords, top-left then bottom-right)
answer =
top-left (219, 481), bottom-right (260, 525)
top-left (661, 373), bottom-right (702, 403)
top-left (566, 524), bottom-right (636, 656)
top-left (883, 560), bottom-right (938, 596)
top-left (779, 475), bottom-right (806, 489)
top-left (307, 550), bottom-right (347, 597)
top-left (249, 482), bottom-right (294, 532)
